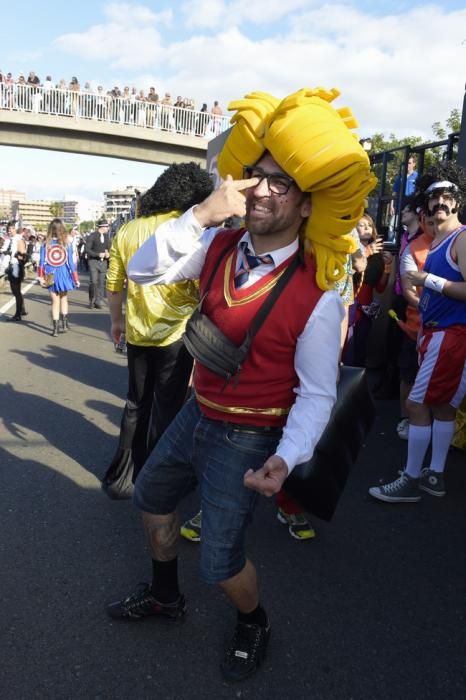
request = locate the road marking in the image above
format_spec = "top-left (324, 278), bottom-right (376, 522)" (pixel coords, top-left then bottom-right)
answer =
top-left (0, 279), bottom-right (38, 314)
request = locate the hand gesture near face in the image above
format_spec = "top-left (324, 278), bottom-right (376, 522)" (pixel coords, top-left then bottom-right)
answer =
top-left (194, 174), bottom-right (259, 227)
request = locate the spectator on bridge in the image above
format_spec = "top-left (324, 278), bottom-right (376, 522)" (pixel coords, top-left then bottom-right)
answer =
top-left (38, 218), bottom-right (80, 336)
top-left (174, 96), bottom-right (184, 132)
top-left (210, 100), bottom-right (223, 136)
top-left (121, 86), bottom-right (132, 123)
top-left (6, 221), bottom-right (28, 321)
top-left (370, 162), bottom-right (466, 503)
top-left (195, 103), bottom-right (209, 136)
top-left (135, 89), bottom-right (147, 126)
top-left (27, 71), bottom-right (41, 112)
top-left (129, 86), bottom-right (138, 124)
top-left (82, 82), bottom-right (95, 119)
top-left (145, 87), bottom-right (158, 127)
top-left (15, 74), bottom-right (27, 111)
top-left (69, 76), bottom-right (80, 117)
top-left (160, 92), bottom-right (173, 130)
top-left (42, 75), bottom-right (54, 113)
top-left (56, 78), bottom-right (68, 114)
top-left (2, 72), bottom-right (14, 108)
top-left (102, 162), bottom-right (213, 499)
top-left (86, 218), bottom-right (110, 309)
top-left (109, 86), bottom-right (121, 122)
top-left (184, 98), bottom-right (195, 134)
top-left (96, 86), bottom-right (108, 121)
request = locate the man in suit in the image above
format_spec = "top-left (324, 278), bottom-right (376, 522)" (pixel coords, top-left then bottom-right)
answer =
top-left (85, 218), bottom-right (111, 308)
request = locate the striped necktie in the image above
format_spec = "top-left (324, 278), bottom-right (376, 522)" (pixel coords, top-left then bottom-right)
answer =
top-left (234, 241), bottom-right (274, 288)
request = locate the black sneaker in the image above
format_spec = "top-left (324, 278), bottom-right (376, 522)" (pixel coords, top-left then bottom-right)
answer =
top-left (107, 583), bottom-right (186, 622)
top-left (221, 619), bottom-right (271, 682)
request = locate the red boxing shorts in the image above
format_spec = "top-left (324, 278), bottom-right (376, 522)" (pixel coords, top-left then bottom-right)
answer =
top-left (409, 325), bottom-right (466, 407)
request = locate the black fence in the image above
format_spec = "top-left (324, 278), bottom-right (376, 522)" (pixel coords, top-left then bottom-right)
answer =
top-left (366, 132), bottom-right (461, 249)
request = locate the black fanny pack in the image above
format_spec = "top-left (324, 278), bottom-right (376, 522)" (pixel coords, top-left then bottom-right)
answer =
top-left (183, 240), bottom-right (301, 384)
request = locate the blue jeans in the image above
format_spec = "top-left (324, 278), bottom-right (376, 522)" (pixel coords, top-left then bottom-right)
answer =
top-left (134, 397), bottom-right (281, 584)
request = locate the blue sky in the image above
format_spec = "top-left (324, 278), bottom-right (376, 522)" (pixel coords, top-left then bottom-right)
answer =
top-left (1, 0), bottom-right (466, 205)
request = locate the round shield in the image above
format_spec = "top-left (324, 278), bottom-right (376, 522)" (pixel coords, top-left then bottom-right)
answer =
top-left (46, 244), bottom-right (67, 267)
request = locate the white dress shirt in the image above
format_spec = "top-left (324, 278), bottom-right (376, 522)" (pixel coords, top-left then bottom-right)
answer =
top-left (128, 207), bottom-right (344, 474)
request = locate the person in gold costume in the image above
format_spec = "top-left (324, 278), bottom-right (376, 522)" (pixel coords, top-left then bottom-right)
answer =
top-left (102, 163), bottom-right (213, 498)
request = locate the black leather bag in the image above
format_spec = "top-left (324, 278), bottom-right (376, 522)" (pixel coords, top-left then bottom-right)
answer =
top-left (183, 244), bottom-right (301, 383)
top-left (283, 366), bottom-right (374, 521)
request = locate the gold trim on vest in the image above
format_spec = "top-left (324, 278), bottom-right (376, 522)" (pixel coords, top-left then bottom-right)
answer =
top-left (196, 392), bottom-right (291, 416)
top-left (223, 253), bottom-right (287, 307)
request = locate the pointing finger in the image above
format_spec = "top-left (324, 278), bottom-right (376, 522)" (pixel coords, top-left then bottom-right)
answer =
top-left (226, 177), bottom-right (260, 191)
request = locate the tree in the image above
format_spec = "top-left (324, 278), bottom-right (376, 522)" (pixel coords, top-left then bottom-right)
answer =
top-left (79, 220), bottom-right (95, 233)
top-left (432, 108), bottom-right (461, 140)
top-left (368, 107), bottom-right (463, 194)
top-left (49, 201), bottom-right (64, 218)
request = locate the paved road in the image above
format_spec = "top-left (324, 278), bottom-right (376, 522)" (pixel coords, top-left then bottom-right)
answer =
top-left (1, 274), bottom-right (465, 700)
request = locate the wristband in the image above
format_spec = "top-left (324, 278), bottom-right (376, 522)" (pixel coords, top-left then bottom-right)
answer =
top-left (424, 273), bottom-right (446, 293)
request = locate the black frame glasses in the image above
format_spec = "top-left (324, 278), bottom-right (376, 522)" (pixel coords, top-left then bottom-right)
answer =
top-left (243, 165), bottom-right (295, 195)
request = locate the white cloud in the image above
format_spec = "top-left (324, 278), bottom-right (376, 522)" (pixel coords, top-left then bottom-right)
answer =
top-left (54, 3), bottom-right (172, 70)
top-left (181, 0), bottom-right (312, 29)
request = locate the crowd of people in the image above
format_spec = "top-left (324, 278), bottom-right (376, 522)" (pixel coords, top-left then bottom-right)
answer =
top-left (0, 69), bottom-right (225, 137)
top-left (2, 84), bottom-right (465, 685)
top-left (0, 220), bottom-right (114, 330)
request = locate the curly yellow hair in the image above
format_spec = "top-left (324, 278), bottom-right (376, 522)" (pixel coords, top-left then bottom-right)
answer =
top-left (217, 87), bottom-right (377, 290)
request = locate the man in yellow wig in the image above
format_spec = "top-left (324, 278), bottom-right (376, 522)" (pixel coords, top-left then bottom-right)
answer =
top-left (108, 88), bottom-right (376, 682)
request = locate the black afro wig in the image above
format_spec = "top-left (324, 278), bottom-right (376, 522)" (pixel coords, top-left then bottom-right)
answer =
top-left (139, 162), bottom-right (214, 217)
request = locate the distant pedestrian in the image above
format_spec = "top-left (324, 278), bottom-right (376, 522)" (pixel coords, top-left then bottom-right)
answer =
top-left (38, 218), bottom-right (80, 336)
top-left (85, 218), bottom-right (110, 308)
top-left (6, 221), bottom-right (28, 322)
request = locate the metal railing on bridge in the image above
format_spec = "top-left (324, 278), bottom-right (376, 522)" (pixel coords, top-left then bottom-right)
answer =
top-left (0, 83), bottom-right (230, 139)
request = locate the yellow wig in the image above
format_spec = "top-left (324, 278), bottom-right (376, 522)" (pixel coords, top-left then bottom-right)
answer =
top-left (217, 87), bottom-right (377, 290)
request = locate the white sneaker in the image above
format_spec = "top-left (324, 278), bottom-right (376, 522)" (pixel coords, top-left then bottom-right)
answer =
top-left (396, 418), bottom-right (409, 441)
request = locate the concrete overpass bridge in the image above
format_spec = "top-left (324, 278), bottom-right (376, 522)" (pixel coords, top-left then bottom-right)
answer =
top-left (0, 85), bottom-right (230, 166)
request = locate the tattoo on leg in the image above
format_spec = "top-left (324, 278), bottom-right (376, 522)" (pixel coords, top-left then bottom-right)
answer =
top-left (142, 512), bottom-right (179, 561)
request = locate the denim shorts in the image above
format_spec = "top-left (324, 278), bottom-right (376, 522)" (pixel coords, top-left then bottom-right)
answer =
top-left (134, 397), bottom-right (281, 584)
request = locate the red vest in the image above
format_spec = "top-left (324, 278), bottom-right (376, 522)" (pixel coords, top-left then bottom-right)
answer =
top-left (194, 230), bottom-right (324, 426)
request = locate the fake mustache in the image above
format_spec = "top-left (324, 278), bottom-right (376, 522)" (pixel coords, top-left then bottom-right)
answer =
top-left (428, 203), bottom-right (451, 216)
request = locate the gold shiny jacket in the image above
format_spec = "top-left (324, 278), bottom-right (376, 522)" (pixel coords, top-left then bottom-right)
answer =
top-left (106, 211), bottom-right (199, 347)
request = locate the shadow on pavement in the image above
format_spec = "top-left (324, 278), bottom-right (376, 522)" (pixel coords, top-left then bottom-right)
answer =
top-left (0, 381), bottom-right (114, 480)
top-left (10, 345), bottom-right (126, 398)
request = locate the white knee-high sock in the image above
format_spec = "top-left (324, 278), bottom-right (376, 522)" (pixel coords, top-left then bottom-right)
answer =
top-left (429, 419), bottom-right (455, 473)
top-left (405, 425), bottom-right (432, 478)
